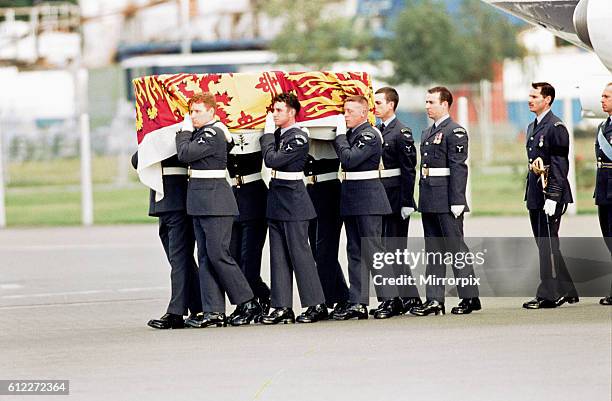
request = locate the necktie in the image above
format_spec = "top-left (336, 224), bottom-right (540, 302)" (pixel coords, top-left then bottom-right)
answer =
top-left (533, 118), bottom-right (538, 131)
top-left (606, 117), bottom-right (611, 129)
top-left (432, 123), bottom-right (436, 131)
top-left (380, 123), bottom-right (386, 132)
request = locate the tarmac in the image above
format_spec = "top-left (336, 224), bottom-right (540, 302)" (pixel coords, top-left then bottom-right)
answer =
top-left (0, 216), bottom-right (610, 400)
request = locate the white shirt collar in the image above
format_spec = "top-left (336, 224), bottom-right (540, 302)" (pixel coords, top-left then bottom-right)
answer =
top-left (536, 108), bottom-right (550, 124)
top-left (382, 115), bottom-right (396, 126)
top-left (434, 114), bottom-right (450, 128)
top-left (280, 123), bottom-right (299, 136)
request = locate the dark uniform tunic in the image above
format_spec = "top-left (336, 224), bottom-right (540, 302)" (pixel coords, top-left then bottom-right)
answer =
top-left (304, 143), bottom-right (349, 306)
top-left (594, 116), bottom-right (612, 298)
top-left (131, 152), bottom-right (201, 316)
top-left (524, 110), bottom-right (577, 301)
top-left (418, 116), bottom-right (479, 303)
top-left (260, 125), bottom-right (325, 309)
top-left (378, 116), bottom-right (420, 299)
top-left (176, 121), bottom-right (254, 313)
top-left (334, 121), bottom-right (395, 305)
top-left (227, 135), bottom-right (270, 302)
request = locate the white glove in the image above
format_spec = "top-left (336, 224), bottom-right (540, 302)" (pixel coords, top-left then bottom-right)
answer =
top-left (215, 121), bottom-right (233, 143)
top-left (336, 114), bottom-right (347, 137)
top-left (400, 207), bottom-right (415, 220)
top-left (451, 205), bottom-right (465, 218)
top-left (180, 113), bottom-right (194, 132)
top-left (264, 112), bottom-right (275, 134)
top-left (543, 199), bottom-right (557, 216)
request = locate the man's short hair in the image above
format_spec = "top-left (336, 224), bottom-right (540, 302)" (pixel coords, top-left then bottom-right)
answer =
top-left (607, 82), bottom-right (612, 88)
top-left (427, 86), bottom-right (453, 108)
top-left (272, 92), bottom-right (301, 114)
top-left (375, 87), bottom-right (399, 111)
top-left (344, 94), bottom-right (369, 109)
top-left (188, 92), bottom-right (217, 110)
top-left (532, 82), bottom-right (556, 106)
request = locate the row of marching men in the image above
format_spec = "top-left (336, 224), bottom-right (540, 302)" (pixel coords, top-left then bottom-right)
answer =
top-left (134, 85), bottom-right (484, 330)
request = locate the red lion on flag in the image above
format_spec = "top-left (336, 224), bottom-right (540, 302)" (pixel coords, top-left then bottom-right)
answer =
top-left (133, 71), bottom-right (374, 199)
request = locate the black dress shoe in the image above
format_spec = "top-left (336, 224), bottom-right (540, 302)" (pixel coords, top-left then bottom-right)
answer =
top-left (522, 297), bottom-right (557, 309)
top-left (600, 296), bottom-right (612, 305)
top-left (373, 298), bottom-right (403, 319)
top-left (185, 312), bottom-right (227, 328)
top-left (451, 297), bottom-right (482, 315)
top-left (296, 304), bottom-right (329, 323)
top-left (369, 301), bottom-right (383, 315)
top-left (400, 297), bottom-right (423, 314)
top-left (410, 300), bottom-right (445, 316)
top-left (556, 295), bottom-right (579, 306)
top-left (147, 313), bottom-right (185, 329)
top-left (332, 303), bottom-right (368, 320)
top-left (330, 301), bottom-right (350, 319)
top-left (230, 298), bottom-right (262, 326)
top-left (261, 307), bottom-right (295, 325)
top-left (257, 297), bottom-right (271, 323)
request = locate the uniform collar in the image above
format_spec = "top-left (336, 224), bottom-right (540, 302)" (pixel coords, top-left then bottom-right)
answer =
top-left (351, 121), bottom-right (370, 134)
top-left (382, 115), bottom-right (396, 127)
top-left (280, 123), bottom-right (299, 136)
top-left (434, 114), bottom-right (450, 128)
top-left (536, 108), bottom-right (550, 124)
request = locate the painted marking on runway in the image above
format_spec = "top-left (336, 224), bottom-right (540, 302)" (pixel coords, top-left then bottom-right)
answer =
top-left (0, 244), bottom-right (158, 251)
top-left (1, 287), bottom-right (167, 299)
top-left (0, 283), bottom-right (23, 290)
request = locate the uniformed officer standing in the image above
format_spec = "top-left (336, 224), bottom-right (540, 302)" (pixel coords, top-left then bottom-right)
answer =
top-left (373, 87), bottom-right (421, 317)
top-left (304, 138), bottom-right (350, 315)
top-left (226, 131), bottom-right (271, 320)
top-left (131, 153), bottom-right (202, 329)
top-left (522, 82), bottom-right (578, 309)
top-left (593, 82), bottom-right (612, 306)
top-left (260, 92), bottom-right (328, 325)
top-left (332, 95), bottom-right (395, 320)
top-left (176, 92), bottom-right (262, 327)
top-left (410, 87), bottom-right (481, 316)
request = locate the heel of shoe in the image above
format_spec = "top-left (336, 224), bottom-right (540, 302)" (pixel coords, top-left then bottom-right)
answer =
top-left (435, 307), bottom-right (445, 316)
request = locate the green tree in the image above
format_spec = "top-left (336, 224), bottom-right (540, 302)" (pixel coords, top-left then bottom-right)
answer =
top-left (384, 0), bottom-right (524, 84)
top-left (264, 0), bottom-right (373, 69)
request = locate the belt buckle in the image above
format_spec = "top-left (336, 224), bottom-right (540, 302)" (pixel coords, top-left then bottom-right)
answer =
top-left (306, 175), bottom-right (317, 185)
top-left (187, 167), bottom-right (192, 178)
top-left (271, 170), bottom-right (277, 179)
top-left (235, 175), bottom-right (243, 187)
top-left (340, 171), bottom-right (346, 180)
top-left (421, 167), bottom-right (429, 177)
top-left (598, 162), bottom-right (602, 168)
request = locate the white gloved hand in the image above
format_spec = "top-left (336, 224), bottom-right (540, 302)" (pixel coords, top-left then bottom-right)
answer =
top-left (180, 113), bottom-right (194, 132)
top-left (450, 205), bottom-right (465, 218)
top-left (543, 199), bottom-right (557, 216)
top-left (264, 112), bottom-right (275, 134)
top-left (336, 114), bottom-right (347, 137)
top-left (400, 207), bottom-right (415, 220)
top-left (215, 121), bottom-right (233, 143)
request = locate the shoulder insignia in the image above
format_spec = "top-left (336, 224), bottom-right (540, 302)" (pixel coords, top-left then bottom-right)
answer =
top-left (453, 127), bottom-right (466, 134)
top-left (401, 128), bottom-right (412, 134)
top-left (357, 140), bottom-right (366, 149)
top-left (455, 134), bottom-right (465, 138)
top-left (362, 132), bottom-right (375, 141)
top-left (294, 134), bottom-right (307, 146)
top-left (554, 121), bottom-right (565, 127)
top-left (203, 128), bottom-right (217, 138)
top-left (197, 137), bottom-right (206, 145)
top-left (456, 145), bottom-right (465, 153)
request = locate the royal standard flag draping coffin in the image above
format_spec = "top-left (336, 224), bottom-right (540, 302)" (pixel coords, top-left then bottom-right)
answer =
top-left (133, 71), bottom-right (375, 200)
